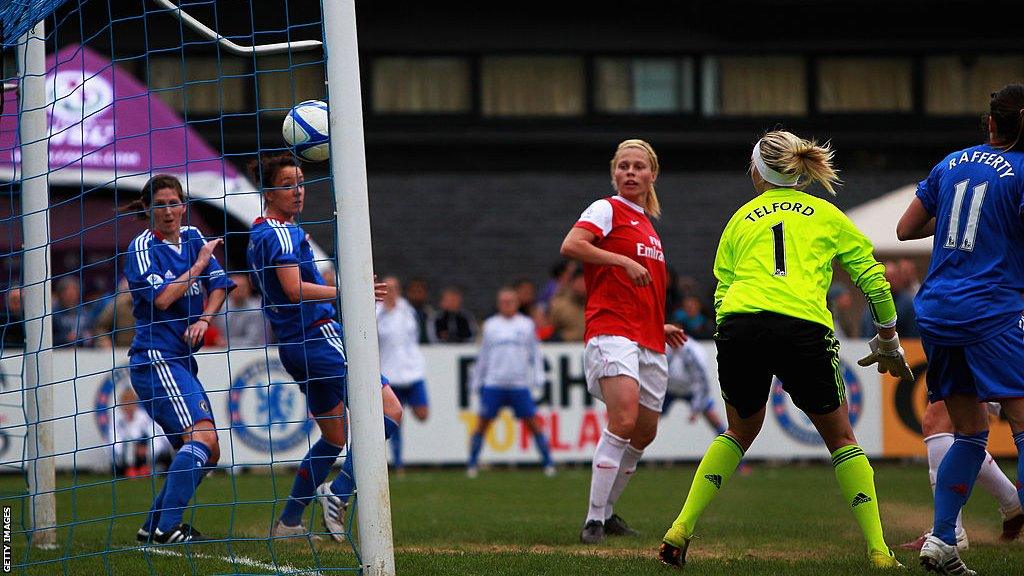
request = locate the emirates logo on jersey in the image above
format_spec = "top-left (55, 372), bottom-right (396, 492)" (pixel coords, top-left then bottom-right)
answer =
top-left (636, 235), bottom-right (664, 262)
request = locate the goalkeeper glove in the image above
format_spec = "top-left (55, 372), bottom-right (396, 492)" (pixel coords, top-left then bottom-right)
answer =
top-left (857, 332), bottom-right (914, 381)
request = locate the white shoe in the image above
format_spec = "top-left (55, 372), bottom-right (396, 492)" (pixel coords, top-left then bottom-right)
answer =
top-left (466, 466), bottom-right (478, 479)
top-left (543, 465), bottom-right (557, 477)
top-left (920, 534), bottom-right (976, 576)
top-left (270, 520), bottom-right (320, 540)
top-left (315, 483), bottom-right (348, 542)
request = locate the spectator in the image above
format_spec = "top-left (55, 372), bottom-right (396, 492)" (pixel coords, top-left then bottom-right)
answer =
top-left (670, 295), bottom-right (716, 340)
top-left (827, 283), bottom-right (861, 339)
top-left (537, 259), bottom-right (576, 311)
top-left (405, 277), bottom-right (434, 344)
top-left (1, 287), bottom-right (24, 348)
top-left (110, 386), bottom-right (172, 478)
top-left (897, 257), bottom-right (922, 296)
top-left (513, 277), bottom-right (552, 339)
top-left (429, 286), bottom-right (477, 343)
top-left (513, 278), bottom-right (538, 318)
top-left (665, 266), bottom-right (683, 320)
top-left (547, 267), bottom-right (586, 342)
top-left (216, 273), bottom-right (269, 349)
top-left (94, 277), bottom-right (135, 348)
top-left (675, 275), bottom-right (702, 300)
top-left (860, 260), bottom-right (919, 337)
top-left (52, 276), bottom-right (91, 347)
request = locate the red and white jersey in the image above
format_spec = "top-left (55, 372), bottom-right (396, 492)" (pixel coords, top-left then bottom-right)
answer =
top-left (573, 195), bottom-right (667, 353)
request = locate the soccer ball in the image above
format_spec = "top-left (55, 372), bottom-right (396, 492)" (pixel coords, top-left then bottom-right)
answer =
top-left (282, 100), bottom-right (330, 162)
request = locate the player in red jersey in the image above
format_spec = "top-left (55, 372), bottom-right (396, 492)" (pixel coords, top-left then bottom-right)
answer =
top-left (561, 139), bottom-right (687, 544)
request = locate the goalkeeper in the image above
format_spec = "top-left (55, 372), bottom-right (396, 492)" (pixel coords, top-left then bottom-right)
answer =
top-left (659, 130), bottom-right (911, 570)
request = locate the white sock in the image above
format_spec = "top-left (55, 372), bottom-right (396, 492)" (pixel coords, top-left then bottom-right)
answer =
top-left (605, 444), bottom-right (644, 520)
top-left (925, 433), bottom-right (965, 533)
top-left (587, 429), bottom-right (629, 523)
top-left (976, 451), bottom-right (1023, 518)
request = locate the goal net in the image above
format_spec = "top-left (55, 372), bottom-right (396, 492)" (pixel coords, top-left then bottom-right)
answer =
top-left (0, 1), bottom-right (392, 574)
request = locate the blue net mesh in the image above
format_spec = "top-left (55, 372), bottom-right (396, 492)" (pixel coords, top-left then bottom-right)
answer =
top-left (0, 1), bottom-right (74, 46)
top-left (0, 1), bottom-right (366, 574)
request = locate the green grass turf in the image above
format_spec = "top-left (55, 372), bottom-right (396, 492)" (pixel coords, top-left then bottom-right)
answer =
top-left (1, 461), bottom-right (1021, 575)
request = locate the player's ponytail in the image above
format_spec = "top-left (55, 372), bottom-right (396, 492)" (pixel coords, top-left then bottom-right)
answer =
top-left (118, 174), bottom-right (185, 220)
top-left (988, 84), bottom-right (1024, 153)
top-left (754, 131), bottom-right (841, 196)
top-left (610, 139), bottom-right (661, 219)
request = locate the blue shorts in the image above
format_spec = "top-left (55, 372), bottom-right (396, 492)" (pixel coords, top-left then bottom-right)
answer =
top-left (279, 321), bottom-right (389, 416)
top-left (391, 379), bottom-right (429, 408)
top-left (923, 316), bottom-right (1024, 402)
top-left (479, 387), bottom-right (537, 420)
top-left (130, 350), bottom-right (214, 450)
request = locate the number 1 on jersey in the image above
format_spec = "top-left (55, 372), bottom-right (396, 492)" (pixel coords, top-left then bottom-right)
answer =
top-left (771, 222), bottom-right (787, 276)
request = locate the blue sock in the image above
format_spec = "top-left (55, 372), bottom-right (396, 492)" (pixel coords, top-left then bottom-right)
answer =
top-left (933, 431), bottom-right (989, 545)
top-left (280, 439), bottom-right (342, 527)
top-left (143, 482), bottom-right (168, 532)
top-left (468, 432), bottom-right (484, 468)
top-left (384, 416), bottom-right (399, 441)
top-left (328, 416), bottom-right (400, 497)
top-left (329, 450), bottom-right (356, 497)
top-left (390, 426), bottom-right (403, 469)
top-left (145, 456), bottom-right (214, 532)
top-left (532, 431), bottom-right (552, 467)
top-left (1014, 431), bottom-right (1024, 509)
top-left (155, 442), bottom-right (210, 532)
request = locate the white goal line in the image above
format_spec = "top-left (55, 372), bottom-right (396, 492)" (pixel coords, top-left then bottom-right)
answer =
top-left (124, 546), bottom-right (325, 576)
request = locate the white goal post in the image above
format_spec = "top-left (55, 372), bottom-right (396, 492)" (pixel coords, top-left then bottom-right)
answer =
top-left (322, 1), bottom-right (397, 574)
top-left (18, 18), bottom-right (57, 549)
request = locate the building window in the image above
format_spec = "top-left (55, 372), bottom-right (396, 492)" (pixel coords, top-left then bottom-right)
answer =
top-left (926, 56), bottom-right (1024, 115)
top-left (372, 57), bottom-right (470, 114)
top-left (595, 57), bottom-right (694, 114)
top-left (702, 56), bottom-right (806, 116)
top-left (148, 56), bottom-right (248, 114)
top-left (481, 56), bottom-right (584, 117)
top-left (255, 53), bottom-right (325, 112)
top-left (817, 58), bottom-right (913, 113)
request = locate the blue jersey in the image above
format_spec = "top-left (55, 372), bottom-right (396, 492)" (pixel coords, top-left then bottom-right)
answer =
top-left (914, 143), bottom-right (1024, 345)
top-left (247, 217), bottom-right (336, 343)
top-left (125, 226), bottom-right (235, 357)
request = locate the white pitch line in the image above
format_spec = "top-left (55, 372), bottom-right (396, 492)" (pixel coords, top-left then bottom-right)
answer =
top-left (128, 546), bottom-right (324, 575)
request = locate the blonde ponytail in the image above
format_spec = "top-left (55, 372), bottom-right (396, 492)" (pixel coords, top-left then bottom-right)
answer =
top-left (610, 138), bottom-right (662, 219)
top-left (755, 131), bottom-right (841, 195)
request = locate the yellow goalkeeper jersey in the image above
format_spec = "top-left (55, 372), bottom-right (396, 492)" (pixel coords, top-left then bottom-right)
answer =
top-left (713, 187), bottom-right (896, 330)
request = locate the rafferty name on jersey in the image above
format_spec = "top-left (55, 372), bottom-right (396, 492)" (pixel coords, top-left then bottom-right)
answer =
top-left (948, 150), bottom-right (1016, 178)
top-left (743, 201), bottom-right (815, 223)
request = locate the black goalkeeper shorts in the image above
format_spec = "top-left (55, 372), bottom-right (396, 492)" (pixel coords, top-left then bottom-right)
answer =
top-left (715, 311), bottom-right (845, 419)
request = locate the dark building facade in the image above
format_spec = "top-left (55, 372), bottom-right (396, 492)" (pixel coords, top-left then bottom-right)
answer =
top-left (9, 0), bottom-right (1024, 315)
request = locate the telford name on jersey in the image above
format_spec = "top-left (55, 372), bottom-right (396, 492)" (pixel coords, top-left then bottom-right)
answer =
top-left (637, 235), bottom-right (665, 262)
top-left (743, 200), bottom-right (815, 223)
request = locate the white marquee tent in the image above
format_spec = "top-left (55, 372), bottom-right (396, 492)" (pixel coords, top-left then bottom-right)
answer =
top-left (846, 184), bottom-right (932, 256)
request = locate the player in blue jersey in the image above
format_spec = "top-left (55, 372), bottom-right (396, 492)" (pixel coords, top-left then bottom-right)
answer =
top-left (897, 84), bottom-right (1024, 576)
top-left (246, 153), bottom-right (403, 542)
top-left (121, 174), bottom-right (235, 544)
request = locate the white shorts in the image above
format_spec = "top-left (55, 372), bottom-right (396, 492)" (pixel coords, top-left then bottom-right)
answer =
top-left (584, 335), bottom-right (668, 413)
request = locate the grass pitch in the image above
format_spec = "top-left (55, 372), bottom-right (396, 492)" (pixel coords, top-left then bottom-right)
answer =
top-left (4, 462), bottom-right (1022, 575)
